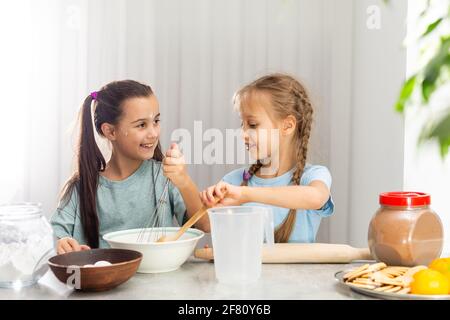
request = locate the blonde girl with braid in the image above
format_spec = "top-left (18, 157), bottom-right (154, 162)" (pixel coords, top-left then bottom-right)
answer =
top-left (200, 73), bottom-right (334, 243)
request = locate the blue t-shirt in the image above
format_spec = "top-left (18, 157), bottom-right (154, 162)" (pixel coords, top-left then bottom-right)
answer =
top-left (222, 164), bottom-right (334, 243)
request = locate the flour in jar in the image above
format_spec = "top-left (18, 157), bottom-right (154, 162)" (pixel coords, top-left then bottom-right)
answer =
top-left (0, 224), bottom-right (54, 284)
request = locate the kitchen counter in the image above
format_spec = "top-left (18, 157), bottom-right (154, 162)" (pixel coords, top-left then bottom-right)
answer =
top-left (0, 258), bottom-right (375, 300)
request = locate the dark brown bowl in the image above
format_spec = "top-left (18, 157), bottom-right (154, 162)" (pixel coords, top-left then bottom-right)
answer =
top-left (48, 248), bottom-right (142, 292)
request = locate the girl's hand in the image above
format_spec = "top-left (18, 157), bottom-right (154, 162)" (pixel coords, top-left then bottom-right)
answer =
top-left (200, 181), bottom-right (245, 207)
top-left (57, 237), bottom-right (90, 255)
top-left (163, 143), bottom-right (188, 189)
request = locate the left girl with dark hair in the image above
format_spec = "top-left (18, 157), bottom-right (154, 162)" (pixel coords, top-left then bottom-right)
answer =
top-left (51, 80), bottom-right (208, 253)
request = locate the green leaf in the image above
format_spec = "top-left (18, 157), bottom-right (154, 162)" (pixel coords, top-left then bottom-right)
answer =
top-left (421, 110), bottom-right (450, 158)
top-left (422, 37), bottom-right (450, 102)
top-left (421, 18), bottom-right (443, 38)
top-left (439, 138), bottom-right (450, 158)
top-left (422, 77), bottom-right (436, 102)
top-left (429, 112), bottom-right (450, 138)
top-left (395, 75), bottom-right (416, 113)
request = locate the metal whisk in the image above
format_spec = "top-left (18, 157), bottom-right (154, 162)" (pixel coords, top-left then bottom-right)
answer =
top-left (136, 160), bottom-right (171, 243)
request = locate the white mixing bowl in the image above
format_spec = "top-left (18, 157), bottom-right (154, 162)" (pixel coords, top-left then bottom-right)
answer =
top-left (103, 227), bottom-right (204, 273)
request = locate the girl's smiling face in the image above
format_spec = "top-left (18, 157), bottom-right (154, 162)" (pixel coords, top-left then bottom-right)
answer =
top-left (105, 95), bottom-right (160, 161)
top-left (239, 91), bottom-right (282, 161)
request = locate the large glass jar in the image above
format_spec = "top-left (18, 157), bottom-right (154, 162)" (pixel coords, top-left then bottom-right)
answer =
top-left (0, 203), bottom-right (55, 288)
top-left (368, 192), bottom-right (443, 267)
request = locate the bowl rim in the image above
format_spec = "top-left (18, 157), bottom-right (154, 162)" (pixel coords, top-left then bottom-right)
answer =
top-left (47, 248), bottom-right (143, 269)
top-left (103, 227), bottom-right (204, 246)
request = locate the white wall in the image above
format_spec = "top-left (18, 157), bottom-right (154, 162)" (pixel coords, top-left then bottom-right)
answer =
top-left (1, 0), bottom-right (410, 250)
top-left (115, 0), bottom-right (409, 249)
top-left (328, 0), bottom-right (408, 248)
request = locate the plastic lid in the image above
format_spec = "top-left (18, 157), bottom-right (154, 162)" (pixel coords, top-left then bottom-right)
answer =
top-left (379, 192), bottom-right (430, 207)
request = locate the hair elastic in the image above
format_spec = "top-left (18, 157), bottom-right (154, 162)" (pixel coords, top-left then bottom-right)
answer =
top-left (243, 170), bottom-right (252, 182)
top-left (90, 91), bottom-right (98, 100)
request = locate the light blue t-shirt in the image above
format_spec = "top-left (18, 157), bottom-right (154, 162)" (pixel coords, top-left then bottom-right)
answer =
top-left (222, 164), bottom-right (334, 243)
top-left (50, 159), bottom-right (187, 248)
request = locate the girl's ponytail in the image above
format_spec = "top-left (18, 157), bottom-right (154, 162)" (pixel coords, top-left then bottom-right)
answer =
top-left (77, 95), bottom-right (106, 248)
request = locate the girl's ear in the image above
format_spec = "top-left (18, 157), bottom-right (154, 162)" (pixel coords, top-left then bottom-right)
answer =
top-left (101, 123), bottom-right (116, 141)
top-left (282, 115), bottom-right (297, 136)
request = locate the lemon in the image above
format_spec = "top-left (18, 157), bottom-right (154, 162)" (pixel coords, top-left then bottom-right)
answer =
top-left (429, 257), bottom-right (450, 274)
top-left (410, 268), bottom-right (449, 295)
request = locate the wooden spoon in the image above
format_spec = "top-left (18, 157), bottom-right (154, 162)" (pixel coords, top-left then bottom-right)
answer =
top-left (156, 193), bottom-right (223, 243)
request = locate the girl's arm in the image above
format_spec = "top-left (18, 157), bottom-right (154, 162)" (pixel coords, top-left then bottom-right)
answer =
top-left (163, 143), bottom-right (210, 232)
top-left (51, 197), bottom-right (91, 254)
top-left (201, 180), bottom-right (330, 210)
top-left (242, 181), bottom-right (330, 209)
top-left (176, 176), bottom-right (210, 231)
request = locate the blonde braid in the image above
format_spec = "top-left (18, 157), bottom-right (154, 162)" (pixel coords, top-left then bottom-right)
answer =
top-left (274, 80), bottom-right (313, 243)
top-left (240, 161), bottom-right (263, 186)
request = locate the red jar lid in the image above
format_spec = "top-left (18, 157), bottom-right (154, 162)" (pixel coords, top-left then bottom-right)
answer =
top-left (379, 192), bottom-right (431, 207)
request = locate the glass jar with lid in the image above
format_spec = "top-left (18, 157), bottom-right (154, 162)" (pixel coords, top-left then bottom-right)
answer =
top-left (0, 203), bottom-right (55, 288)
top-left (368, 192), bottom-right (443, 267)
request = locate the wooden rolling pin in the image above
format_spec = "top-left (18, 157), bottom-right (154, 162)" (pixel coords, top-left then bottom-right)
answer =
top-left (194, 243), bottom-right (373, 264)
